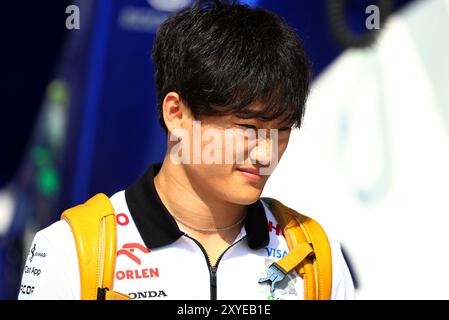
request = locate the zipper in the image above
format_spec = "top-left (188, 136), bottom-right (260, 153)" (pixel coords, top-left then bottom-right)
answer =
top-left (96, 218), bottom-right (107, 300)
top-left (210, 266), bottom-right (217, 300)
top-left (185, 234), bottom-right (246, 300)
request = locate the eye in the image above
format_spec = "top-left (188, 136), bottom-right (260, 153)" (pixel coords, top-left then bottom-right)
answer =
top-left (237, 124), bottom-right (257, 130)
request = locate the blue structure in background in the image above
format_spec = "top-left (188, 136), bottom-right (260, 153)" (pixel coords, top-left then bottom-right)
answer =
top-left (0, 0), bottom-right (413, 299)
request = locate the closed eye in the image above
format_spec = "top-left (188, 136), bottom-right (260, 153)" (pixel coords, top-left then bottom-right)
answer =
top-left (237, 124), bottom-right (257, 130)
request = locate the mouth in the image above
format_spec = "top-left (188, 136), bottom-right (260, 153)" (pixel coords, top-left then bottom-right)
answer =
top-left (236, 167), bottom-right (263, 182)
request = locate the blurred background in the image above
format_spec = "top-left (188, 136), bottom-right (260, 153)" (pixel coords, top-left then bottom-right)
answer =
top-left (1, 0), bottom-right (447, 299)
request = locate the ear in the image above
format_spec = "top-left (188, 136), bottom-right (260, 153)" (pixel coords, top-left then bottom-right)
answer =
top-left (161, 92), bottom-right (189, 135)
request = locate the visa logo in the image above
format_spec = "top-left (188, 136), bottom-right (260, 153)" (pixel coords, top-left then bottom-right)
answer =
top-left (265, 247), bottom-right (288, 259)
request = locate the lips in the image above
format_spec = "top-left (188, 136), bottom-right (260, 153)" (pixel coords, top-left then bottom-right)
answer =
top-left (237, 167), bottom-right (263, 182)
top-left (237, 167), bottom-right (260, 176)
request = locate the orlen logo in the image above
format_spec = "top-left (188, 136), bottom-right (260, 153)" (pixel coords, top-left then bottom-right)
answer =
top-left (116, 268), bottom-right (160, 281)
top-left (117, 243), bottom-right (150, 265)
top-left (146, 0), bottom-right (192, 12)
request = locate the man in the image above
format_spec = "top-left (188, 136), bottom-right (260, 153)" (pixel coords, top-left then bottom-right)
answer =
top-left (19, 0), bottom-right (355, 300)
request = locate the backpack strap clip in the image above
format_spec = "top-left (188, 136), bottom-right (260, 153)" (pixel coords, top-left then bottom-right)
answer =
top-left (261, 197), bottom-right (332, 300)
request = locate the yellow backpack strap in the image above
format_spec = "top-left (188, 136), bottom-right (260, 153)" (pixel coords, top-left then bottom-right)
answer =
top-left (61, 193), bottom-right (130, 300)
top-left (260, 197), bottom-right (332, 300)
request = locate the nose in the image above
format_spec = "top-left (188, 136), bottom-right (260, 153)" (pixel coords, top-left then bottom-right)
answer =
top-left (249, 134), bottom-right (273, 166)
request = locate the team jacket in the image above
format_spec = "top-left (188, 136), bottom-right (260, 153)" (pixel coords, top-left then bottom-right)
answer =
top-left (18, 163), bottom-right (355, 300)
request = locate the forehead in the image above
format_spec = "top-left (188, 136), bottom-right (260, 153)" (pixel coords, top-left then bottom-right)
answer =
top-left (233, 101), bottom-right (293, 126)
top-left (199, 110), bottom-right (290, 129)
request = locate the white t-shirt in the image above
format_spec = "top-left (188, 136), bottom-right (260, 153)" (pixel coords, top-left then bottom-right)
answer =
top-left (18, 164), bottom-right (355, 300)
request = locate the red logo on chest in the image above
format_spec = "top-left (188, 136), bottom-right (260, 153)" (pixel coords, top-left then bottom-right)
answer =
top-left (117, 243), bottom-right (150, 265)
top-left (115, 268), bottom-right (160, 280)
top-left (268, 220), bottom-right (281, 236)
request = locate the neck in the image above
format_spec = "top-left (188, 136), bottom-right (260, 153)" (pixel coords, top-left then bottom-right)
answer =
top-left (153, 158), bottom-right (247, 233)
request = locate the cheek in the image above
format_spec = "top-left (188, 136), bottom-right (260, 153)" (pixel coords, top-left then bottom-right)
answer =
top-left (185, 164), bottom-right (230, 194)
top-left (197, 165), bottom-right (238, 197)
top-left (276, 135), bottom-right (290, 158)
top-left (219, 129), bottom-right (252, 162)
top-left (194, 164), bottom-right (234, 182)
top-left (208, 164), bottom-right (232, 176)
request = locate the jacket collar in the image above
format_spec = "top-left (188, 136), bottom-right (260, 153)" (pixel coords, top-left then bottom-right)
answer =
top-left (124, 163), bottom-right (269, 250)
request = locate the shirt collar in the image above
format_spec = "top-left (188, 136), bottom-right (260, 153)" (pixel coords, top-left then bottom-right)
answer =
top-left (124, 163), bottom-right (269, 250)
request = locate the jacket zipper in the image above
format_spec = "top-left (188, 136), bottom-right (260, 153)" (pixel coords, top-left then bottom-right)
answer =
top-left (184, 234), bottom-right (246, 300)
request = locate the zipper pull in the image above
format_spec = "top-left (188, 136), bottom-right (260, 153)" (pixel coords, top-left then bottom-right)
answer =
top-left (97, 287), bottom-right (108, 300)
top-left (210, 266), bottom-right (217, 288)
top-left (210, 266), bottom-right (217, 300)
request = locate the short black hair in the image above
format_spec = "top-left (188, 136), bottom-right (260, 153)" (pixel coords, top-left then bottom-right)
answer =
top-left (152, 0), bottom-right (311, 132)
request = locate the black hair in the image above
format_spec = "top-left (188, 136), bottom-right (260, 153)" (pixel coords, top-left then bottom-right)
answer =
top-left (152, 0), bottom-right (311, 132)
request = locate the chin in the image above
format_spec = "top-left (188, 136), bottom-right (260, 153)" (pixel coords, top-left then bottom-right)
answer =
top-left (228, 188), bottom-right (263, 205)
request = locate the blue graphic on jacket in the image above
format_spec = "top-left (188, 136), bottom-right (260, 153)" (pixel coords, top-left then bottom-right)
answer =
top-left (265, 247), bottom-right (288, 259)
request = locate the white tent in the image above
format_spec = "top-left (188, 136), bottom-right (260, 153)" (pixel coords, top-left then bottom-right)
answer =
top-left (263, 0), bottom-right (449, 299)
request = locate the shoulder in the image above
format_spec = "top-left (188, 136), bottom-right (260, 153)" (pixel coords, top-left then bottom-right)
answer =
top-left (36, 219), bottom-right (73, 242)
top-left (109, 190), bottom-right (127, 211)
top-left (40, 190), bottom-right (126, 249)
top-left (29, 220), bottom-right (77, 276)
top-left (19, 220), bottom-right (80, 299)
top-left (27, 220), bottom-right (76, 262)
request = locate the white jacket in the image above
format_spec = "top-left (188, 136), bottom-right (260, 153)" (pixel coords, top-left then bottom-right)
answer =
top-left (18, 164), bottom-right (355, 300)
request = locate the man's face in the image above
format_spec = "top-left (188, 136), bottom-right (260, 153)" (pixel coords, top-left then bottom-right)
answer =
top-left (169, 107), bottom-right (291, 205)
